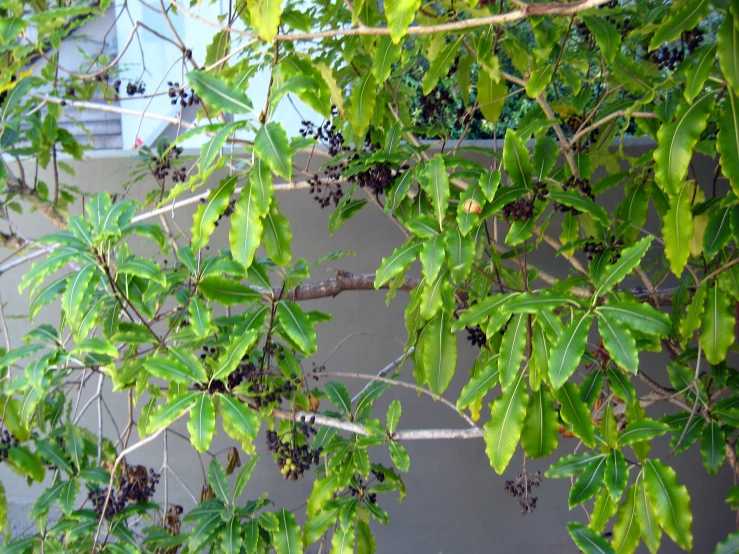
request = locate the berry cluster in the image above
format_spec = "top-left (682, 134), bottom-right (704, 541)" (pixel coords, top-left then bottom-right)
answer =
top-left (465, 326), bottom-right (486, 348)
top-left (126, 80), bottom-right (146, 96)
top-left (503, 196), bottom-right (535, 221)
top-left (302, 115), bottom-right (350, 208)
top-left (88, 462), bottom-right (160, 519)
top-left (419, 87), bottom-right (454, 125)
top-left (89, 487), bottom-right (127, 520)
top-left (647, 29), bottom-right (704, 72)
top-left (0, 430), bottom-right (19, 462)
top-left (167, 81), bottom-right (200, 108)
top-left (151, 145), bottom-right (185, 183)
top-left (265, 417), bottom-right (322, 481)
top-left (554, 176), bottom-right (593, 213)
top-left (349, 476), bottom-right (378, 504)
top-left (504, 471), bottom-right (541, 515)
top-left (582, 237), bottom-right (624, 263)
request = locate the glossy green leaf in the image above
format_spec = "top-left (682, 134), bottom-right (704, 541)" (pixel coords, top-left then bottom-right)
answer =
top-left (375, 240), bottom-right (422, 288)
top-left (584, 15), bottom-right (621, 63)
top-left (700, 285), bottom-right (735, 365)
top-left (386, 399), bottom-right (401, 434)
top-left (605, 449), bottom-right (629, 502)
top-left (484, 372), bottom-right (528, 474)
top-left (683, 44), bottom-right (717, 102)
top-left (556, 381), bottom-right (595, 447)
top-left (423, 37), bottom-right (462, 95)
top-left (372, 36), bottom-right (402, 82)
top-left (644, 459), bottom-right (693, 551)
top-left (423, 310), bottom-right (457, 394)
top-left (255, 122), bottom-right (292, 181)
top-left (262, 198), bottom-right (293, 266)
top-left (420, 234), bottom-right (445, 283)
top-left (704, 206), bottom-right (733, 260)
top-left (325, 381), bottom-right (352, 414)
top-left (147, 392), bottom-right (198, 433)
top-left (230, 182), bottom-right (264, 271)
top-left (569, 455), bottom-right (607, 507)
top-left (545, 452), bottom-right (606, 478)
top-left (502, 129), bottom-right (532, 189)
top-left (421, 155), bottom-right (450, 227)
top-left (277, 300), bottom-right (317, 355)
top-left (384, 0), bottom-right (421, 43)
top-left (568, 522), bottom-right (616, 554)
top-left (198, 277), bottom-right (261, 305)
top-left (590, 489), bottom-right (618, 533)
top-left (187, 70), bottom-right (254, 114)
top-left (62, 265), bottom-right (95, 325)
top-left (526, 66), bottom-right (554, 98)
top-left (598, 312), bottom-right (638, 374)
top-left (273, 509), bottom-right (303, 554)
top-left (611, 484), bottom-right (641, 554)
top-left (597, 302), bottom-right (670, 337)
top-left (618, 419), bottom-right (670, 446)
top-left (498, 313), bottom-right (526, 389)
top-left (549, 313), bottom-right (593, 389)
top-left (522, 387), bottom-right (558, 458)
top-left (701, 420), bottom-right (726, 475)
top-left (636, 477), bottom-right (662, 554)
top-left (718, 14), bottom-right (739, 96)
top-left (389, 442), bottom-right (410, 472)
top-left (208, 458), bottom-right (230, 504)
top-left (593, 236), bottom-right (653, 297)
top-left (649, 0), bottom-right (710, 50)
top-left (247, 0), bottom-right (284, 42)
top-left (212, 332), bottom-right (259, 382)
top-left (718, 88), bottom-right (739, 198)
top-left (188, 393), bottom-right (216, 453)
top-left (219, 394), bottom-right (260, 449)
top-left (350, 72), bottom-right (377, 138)
top-left (144, 357), bottom-right (198, 384)
top-left (457, 363), bottom-right (499, 411)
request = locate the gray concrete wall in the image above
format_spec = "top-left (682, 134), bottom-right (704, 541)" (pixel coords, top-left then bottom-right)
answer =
top-left (0, 143), bottom-right (734, 553)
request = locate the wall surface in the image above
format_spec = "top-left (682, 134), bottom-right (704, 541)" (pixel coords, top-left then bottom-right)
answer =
top-left (0, 144), bottom-right (735, 553)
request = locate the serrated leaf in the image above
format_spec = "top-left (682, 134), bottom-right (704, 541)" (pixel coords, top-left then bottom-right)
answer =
top-left (188, 394), bottom-right (216, 453)
top-left (273, 509), bottom-right (303, 554)
top-left (144, 357), bottom-right (198, 384)
top-left (718, 14), bottom-right (739, 96)
top-left (422, 37), bottom-right (462, 95)
top-left (372, 36), bottom-right (402, 82)
top-left (375, 240), bottom-right (422, 288)
top-left (277, 300), bottom-right (317, 355)
top-left (386, 400), bottom-right (401, 434)
top-left (389, 442), bottom-right (410, 472)
top-left (478, 67), bottom-right (507, 124)
top-left (718, 88), bottom-right (739, 198)
top-left (198, 277), bottom-right (261, 305)
top-left (636, 477), bottom-right (662, 554)
top-left (654, 93), bottom-right (714, 196)
top-left (422, 310), bottom-right (457, 394)
top-left (605, 449), bottom-right (629, 502)
top-left (229, 182), bottom-right (264, 271)
top-left (220, 394), bottom-right (260, 449)
top-left (262, 198), bottom-right (292, 266)
top-left (618, 419), bottom-right (670, 446)
top-left (148, 392), bottom-right (198, 433)
top-left (384, 0), bottom-right (421, 43)
top-left (611, 484), bottom-right (640, 554)
top-left (445, 228), bottom-right (474, 282)
top-left (484, 372), bottom-right (528, 474)
top-left (350, 72), bottom-right (377, 138)
top-left (704, 206), bottom-right (733, 260)
top-left (255, 122), bottom-right (292, 181)
top-left (700, 285), bottom-right (735, 365)
top-left (421, 155), bottom-right (450, 228)
top-left (385, 168), bottom-right (415, 216)
top-left (593, 236), bottom-right (653, 297)
top-left (503, 129), bottom-right (532, 189)
top-left (649, 0), bottom-right (710, 51)
top-left (591, 489), bottom-right (618, 533)
top-left (498, 313), bottom-right (526, 389)
top-left (212, 332), bottom-right (259, 382)
top-left (457, 364), bottom-right (499, 411)
top-left (325, 381), bottom-right (352, 414)
top-left (701, 420), bottom-right (726, 475)
top-left (187, 295), bottom-right (211, 338)
top-left (598, 313), bottom-right (638, 374)
top-left (569, 455), bottom-right (607, 507)
top-left (597, 302), bottom-right (670, 337)
top-left (533, 136), bottom-right (558, 182)
top-left (584, 15), bottom-right (621, 63)
top-left (420, 234), bottom-right (445, 283)
top-left (526, 66), bottom-right (554, 98)
top-left (62, 265), bottom-right (95, 325)
top-left (644, 459), bottom-right (693, 551)
top-left (568, 522), bottom-right (616, 554)
top-left (683, 44), bottom-right (717, 102)
top-left (247, 0), bottom-right (284, 42)
top-left (307, 475), bottom-right (339, 516)
top-left (546, 452), bottom-right (606, 478)
top-left (556, 381), bottom-right (595, 447)
top-left (187, 70), bottom-right (253, 113)
top-left (208, 458), bottom-right (230, 504)
top-left (549, 313), bottom-right (593, 389)
top-left (522, 387), bottom-right (558, 458)
top-left (221, 516), bottom-right (242, 554)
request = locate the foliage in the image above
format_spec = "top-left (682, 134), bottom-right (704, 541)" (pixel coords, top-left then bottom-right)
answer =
top-left (0, 0), bottom-right (738, 552)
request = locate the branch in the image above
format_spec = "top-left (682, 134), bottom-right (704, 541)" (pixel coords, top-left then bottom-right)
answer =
top-left (6, 183), bottom-right (67, 230)
top-left (276, 271), bottom-right (420, 301)
top-left (569, 111), bottom-right (657, 145)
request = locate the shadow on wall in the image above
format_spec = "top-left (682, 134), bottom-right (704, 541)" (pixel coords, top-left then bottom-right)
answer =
top-left (0, 141), bottom-right (734, 553)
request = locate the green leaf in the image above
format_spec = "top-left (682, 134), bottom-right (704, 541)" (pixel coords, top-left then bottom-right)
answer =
top-left (718, 14), bottom-right (739, 96)
top-left (420, 234), bottom-right (445, 283)
top-left (522, 387), bottom-right (558, 458)
top-left (350, 72), bottom-right (377, 138)
top-left (445, 229), bottom-right (474, 282)
top-left (73, 337), bottom-right (118, 358)
top-left (384, 0), bottom-right (421, 43)
top-left (643, 459), bottom-right (693, 551)
top-left (611, 484), bottom-right (641, 554)
top-left (208, 458), bottom-right (230, 504)
top-left (188, 394), bottom-right (216, 453)
top-left (503, 129), bottom-right (532, 189)
top-left (683, 44), bottom-right (717, 102)
top-left (605, 449), bottom-right (628, 502)
top-left (385, 168), bottom-right (415, 216)
top-left (331, 522), bottom-right (355, 554)
top-left (273, 509), bottom-right (303, 554)
top-left (307, 475), bottom-right (339, 516)
top-left (232, 456), bottom-right (258, 502)
top-left (526, 66), bottom-right (554, 98)
top-left (421, 155), bottom-right (450, 228)
top-left (681, 284), bottom-right (707, 344)
top-left (546, 452), bottom-right (606, 478)
top-left (498, 313), bottom-right (526, 389)
top-left (704, 206), bottom-right (733, 260)
top-left (592, 236), bottom-right (653, 297)
top-left (262, 198), bottom-right (293, 266)
top-left (386, 400), bottom-right (401, 433)
top-left (191, 176), bottom-right (236, 250)
top-left (422, 310), bottom-right (457, 394)
top-left (221, 516), bottom-right (242, 554)
top-left (389, 442), bottom-right (410, 472)
top-left (255, 122), bottom-right (292, 181)
top-left (188, 296), bottom-right (212, 338)
top-left (375, 240), bottom-right (422, 288)
top-left (649, 0), bottom-right (710, 51)
top-left (118, 257), bottom-right (166, 289)
top-left (598, 312), bottom-right (638, 374)
top-left (198, 277), bottom-right (261, 305)
top-left (714, 532), bottom-right (739, 554)
top-left (229, 182), bottom-right (264, 271)
top-left (325, 381), bottom-right (352, 414)
top-left (58, 478), bottom-right (79, 515)
top-left (277, 300), bottom-right (317, 355)
top-left (701, 420), bottom-right (726, 475)
top-left (547, 191), bottom-right (609, 226)
top-left (7, 447), bottom-right (45, 482)
top-left (700, 285), bottom-right (735, 365)
top-left (636, 477), bottom-right (662, 554)
top-left (569, 455), bottom-right (607, 507)
top-left (484, 372), bottom-right (528, 474)
top-left (247, 0), bottom-right (284, 42)
top-left (457, 364), bottom-right (499, 411)
top-left (568, 522), bottom-right (617, 554)
top-left (187, 70), bottom-right (254, 113)
top-left (718, 89), bottom-right (739, 198)
top-left (148, 392), bottom-right (198, 433)
top-left (219, 394), bottom-right (260, 448)
top-left (584, 15), bottom-right (621, 63)
top-left (423, 37), bottom-right (462, 95)
top-left (62, 265), bottom-right (95, 325)
top-left (144, 356), bottom-right (198, 384)
top-left (618, 419), bottom-right (670, 446)
top-left (654, 93), bottom-right (714, 196)
top-left (533, 136), bottom-right (558, 182)
top-left (555, 382), bottom-right (595, 448)
top-left (372, 36), bottom-right (402, 82)
top-left (597, 302), bottom-right (671, 337)
top-left (477, 67), bottom-right (508, 124)
top-left (590, 489), bottom-right (618, 533)
top-left (212, 332), bottom-right (259, 382)
top-left (663, 182), bottom-right (695, 276)
top-left (549, 313), bottom-right (593, 389)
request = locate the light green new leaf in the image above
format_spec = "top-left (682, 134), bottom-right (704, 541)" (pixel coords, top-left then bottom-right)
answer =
top-left (385, 168), bottom-right (415, 216)
top-left (526, 66), bottom-right (554, 98)
top-left (569, 455), bottom-right (607, 507)
top-left (251, 156), bottom-right (273, 216)
top-left (593, 236), bottom-right (653, 297)
top-left (389, 442), bottom-right (410, 472)
top-left (611, 484), bottom-right (641, 554)
top-left (350, 73), bottom-right (377, 138)
top-left (484, 372), bottom-right (528, 474)
top-left (653, 93), bottom-right (714, 196)
top-left (62, 265), bottom-right (95, 325)
top-left (375, 240), bottom-right (422, 288)
top-left (198, 277), bottom-right (261, 306)
top-left (421, 155), bottom-right (450, 228)
top-left (498, 313), bottom-right (526, 389)
top-left (445, 228), bottom-right (474, 282)
top-left (680, 284), bottom-right (706, 344)
top-left (199, 121), bottom-right (244, 176)
top-left (254, 122), bottom-right (292, 181)
top-left (221, 516), bottom-right (242, 554)
top-left (144, 357), bottom-right (197, 384)
top-left (262, 198), bottom-right (292, 266)
top-left (605, 449), bottom-right (629, 502)
top-left (555, 382), bottom-right (595, 448)
top-left (324, 381), bottom-right (352, 414)
top-left (717, 89), bottom-right (739, 197)
top-left (148, 392), bottom-right (198, 434)
top-left (457, 364), bottom-right (499, 411)
top-left (700, 285), bottom-right (735, 365)
top-left (229, 183), bottom-right (264, 271)
top-left (187, 70), bottom-right (253, 114)
top-left (219, 394), bottom-right (260, 448)
top-left (188, 394), bottom-right (216, 453)
top-left (662, 182), bottom-right (694, 276)
top-left (208, 458), bottom-right (230, 504)
top-left (277, 300), bottom-right (317, 355)
top-left (423, 311), bottom-right (457, 394)
top-left (188, 296), bottom-right (211, 338)
top-left (422, 37), bottom-right (462, 95)
top-left (386, 399), bottom-right (402, 434)
top-left (384, 0), bottom-right (421, 43)
top-left (372, 36), bottom-right (402, 83)
top-left (420, 234), bottom-right (445, 282)
top-left (247, 0), bottom-right (284, 42)
top-left (307, 475), bottom-right (339, 516)
top-left (549, 313), bottom-right (593, 389)
top-left (478, 68), bottom-right (508, 124)
top-left (597, 302), bottom-right (670, 337)
top-left (649, 0), bottom-right (710, 51)
top-left (598, 312), bottom-right (638, 374)
top-left (331, 521), bottom-right (354, 554)
top-left (701, 420), bottom-right (726, 475)
top-left (635, 477), bottom-right (662, 554)
top-left (584, 15), bottom-right (621, 63)
top-left (117, 257), bottom-right (166, 288)
top-left (274, 509), bottom-right (303, 554)
top-left (503, 129), bottom-right (532, 189)
top-left (522, 387), bottom-right (558, 458)
top-left (212, 331), bottom-right (259, 382)
top-left (590, 489), bottom-right (618, 533)
top-left (683, 44), bottom-right (717, 102)
top-left (568, 522), bottom-right (616, 554)
top-left (644, 459), bottom-right (693, 551)
top-left (718, 14), bottom-right (739, 96)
